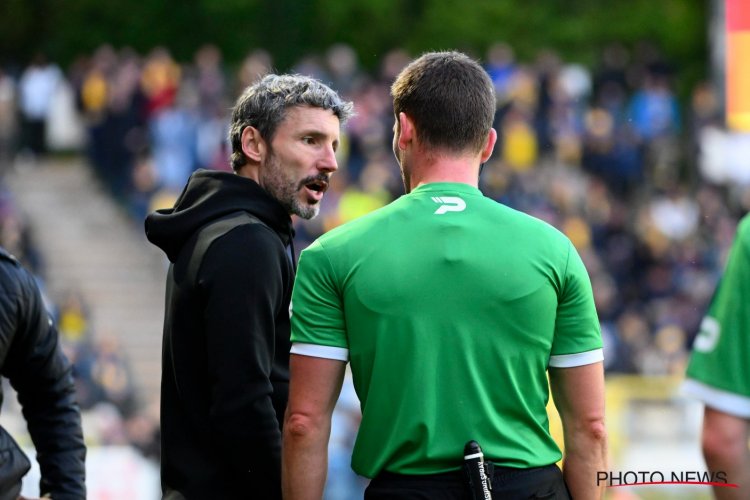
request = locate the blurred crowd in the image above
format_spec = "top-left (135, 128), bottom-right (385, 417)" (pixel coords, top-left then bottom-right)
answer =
top-left (1, 39), bottom-right (750, 494)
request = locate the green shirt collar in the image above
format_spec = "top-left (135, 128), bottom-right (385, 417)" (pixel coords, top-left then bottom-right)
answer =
top-left (409, 182), bottom-right (482, 196)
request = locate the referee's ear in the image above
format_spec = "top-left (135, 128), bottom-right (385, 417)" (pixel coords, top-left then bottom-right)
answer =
top-left (480, 128), bottom-right (497, 164)
top-left (396, 112), bottom-right (415, 151)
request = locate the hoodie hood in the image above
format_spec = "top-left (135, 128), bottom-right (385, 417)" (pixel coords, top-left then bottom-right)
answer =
top-left (145, 169), bottom-right (294, 263)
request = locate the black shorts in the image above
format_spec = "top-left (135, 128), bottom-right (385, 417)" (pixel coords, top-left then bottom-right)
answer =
top-left (365, 463), bottom-right (570, 500)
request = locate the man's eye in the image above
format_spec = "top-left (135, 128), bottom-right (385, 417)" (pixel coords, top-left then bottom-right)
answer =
top-left (302, 136), bottom-right (315, 145)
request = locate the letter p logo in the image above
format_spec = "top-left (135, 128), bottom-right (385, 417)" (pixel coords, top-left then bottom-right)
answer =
top-left (431, 196), bottom-right (466, 215)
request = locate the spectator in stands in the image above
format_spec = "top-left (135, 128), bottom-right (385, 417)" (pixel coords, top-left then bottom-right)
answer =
top-left (18, 53), bottom-right (62, 159)
top-left (90, 334), bottom-right (138, 416)
top-left (0, 67), bottom-right (17, 177)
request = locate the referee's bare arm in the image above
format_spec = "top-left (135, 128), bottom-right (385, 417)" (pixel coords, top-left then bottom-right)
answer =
top-left (549, 361), bottom-right (608, 500)
top-left (282, 354), bottom-right (347, 500)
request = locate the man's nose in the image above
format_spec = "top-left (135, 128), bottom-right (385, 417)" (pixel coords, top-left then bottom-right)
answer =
top-left (318, 144), bottom-right (339, 173)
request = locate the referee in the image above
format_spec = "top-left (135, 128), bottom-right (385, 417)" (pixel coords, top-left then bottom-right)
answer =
top-left (282, 51), bottom-right (607, 500)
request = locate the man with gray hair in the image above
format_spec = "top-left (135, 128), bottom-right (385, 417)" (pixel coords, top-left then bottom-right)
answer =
top-left (145, 74), bottom-right (353, 499)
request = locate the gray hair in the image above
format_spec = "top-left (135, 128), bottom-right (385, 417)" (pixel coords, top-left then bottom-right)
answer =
top-left (229, 74), bottom-right (354, 171)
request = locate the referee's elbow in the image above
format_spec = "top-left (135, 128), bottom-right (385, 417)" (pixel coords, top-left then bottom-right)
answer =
top-left (587, 418), bottom-right (607, 443)
top-left (568, 415), bottom-right (607, 446)
top-left (284, 410), bottom-right (325, 442)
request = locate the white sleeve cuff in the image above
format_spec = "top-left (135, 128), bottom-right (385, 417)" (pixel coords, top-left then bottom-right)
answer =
top-left (549, 348), bottom-right (604, 368)
top-left (681, 379), bottom-right (750, 418)
top-left (291, 343), bottom-right (349, 361)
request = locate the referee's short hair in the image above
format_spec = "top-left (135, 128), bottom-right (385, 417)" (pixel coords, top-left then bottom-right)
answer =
top-left (391, 51), bottom-right (496, 155)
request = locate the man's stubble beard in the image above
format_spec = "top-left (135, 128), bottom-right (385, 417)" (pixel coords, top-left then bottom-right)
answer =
top-left (261, 152), bottom-right (320, 220)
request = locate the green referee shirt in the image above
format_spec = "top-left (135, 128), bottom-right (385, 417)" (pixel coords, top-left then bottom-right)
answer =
top-left (290, 182), bottom-right (603, 478)
top-left (683, 214), bottom-right (750, 417)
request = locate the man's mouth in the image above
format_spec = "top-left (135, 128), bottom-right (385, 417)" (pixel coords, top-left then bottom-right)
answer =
top-left (302, 178), bottom-right (329, 202)
top-left (304, 179), bottom-right (328, 193)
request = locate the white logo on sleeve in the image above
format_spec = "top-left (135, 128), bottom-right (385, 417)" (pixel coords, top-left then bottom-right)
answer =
top-left (431, 196), bottom-right (466, 214)
top-left (693, 316), bottom-right (720, 352)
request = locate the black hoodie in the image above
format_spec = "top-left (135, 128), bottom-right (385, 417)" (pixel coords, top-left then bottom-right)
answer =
top-left (145, 169), bottom-right (294, 499)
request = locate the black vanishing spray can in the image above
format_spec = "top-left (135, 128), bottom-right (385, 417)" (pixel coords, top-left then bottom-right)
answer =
top-left (463, 440), bottom-right (493, 500)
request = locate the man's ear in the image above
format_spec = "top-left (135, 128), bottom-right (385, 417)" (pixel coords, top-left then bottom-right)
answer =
top-left (396, 112), bottom-right (415, 151)
top-left (241, 126), bottom-right (265, 163)
top-left (480, 128), bottom-right (498, 164)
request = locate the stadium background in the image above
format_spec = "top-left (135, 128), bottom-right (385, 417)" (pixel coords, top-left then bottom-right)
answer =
top-left (1, 0), bottom-right (748, 498)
